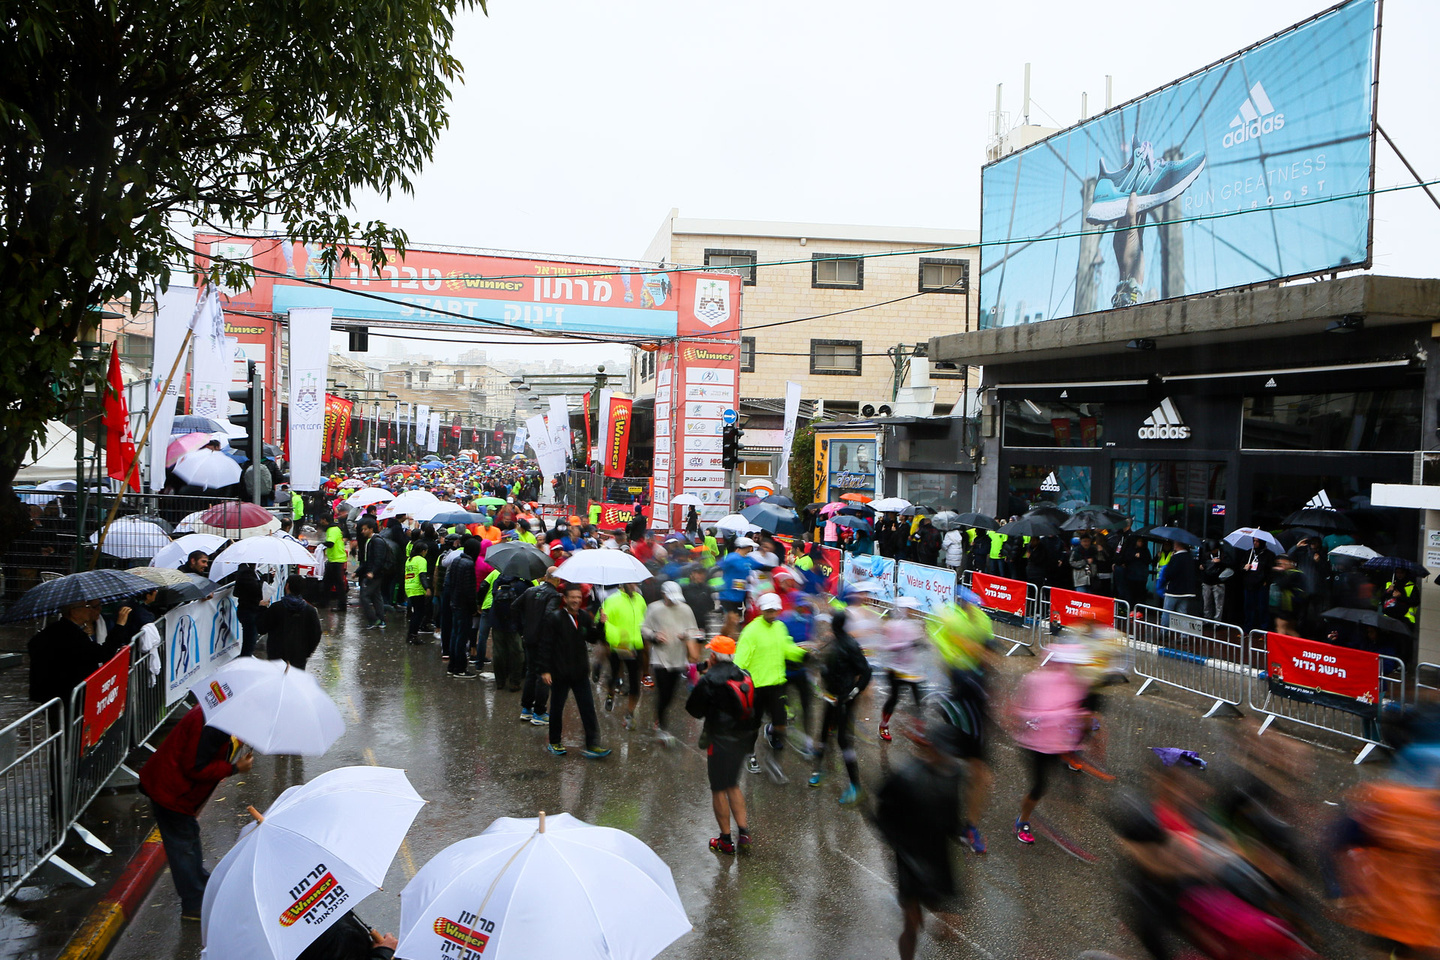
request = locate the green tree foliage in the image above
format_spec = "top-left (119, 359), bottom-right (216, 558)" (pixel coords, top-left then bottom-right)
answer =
top-left (786, 420), bottom-right (817, 509)
top-left (0, 0), bottom-right (483, 544)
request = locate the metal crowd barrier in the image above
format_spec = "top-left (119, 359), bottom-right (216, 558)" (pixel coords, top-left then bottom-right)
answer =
top-left (1128, 605), bottom-right (1250, 718)
top-left (1417, 661), bottom-right (1439, 702)
top-left (127, 631), bottom-right (181, 751)
top-left (1038, 585), bottom-right (1131, 651)
top-left (1247, 630), bottom-right (1404, 765)
top-left (960, 571), bottom-right (1040, 656)
top-left (65, 672), bottom-right (135, 862)
top-left (0, 699), bottom-right (69, 902)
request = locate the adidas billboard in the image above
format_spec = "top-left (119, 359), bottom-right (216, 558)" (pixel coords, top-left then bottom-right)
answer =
top-left (1138, 398), bottom-right (1191, 440)
top-left (1222, 82), bottom-right (1285, 149)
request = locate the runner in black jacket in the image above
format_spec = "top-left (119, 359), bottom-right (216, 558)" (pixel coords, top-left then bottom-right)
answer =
top-left (536, 584), bottom-right (609, 758)
top-left (810, 609), bottom-right (872, 801)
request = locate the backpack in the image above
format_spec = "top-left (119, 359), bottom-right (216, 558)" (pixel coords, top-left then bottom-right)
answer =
top-left (724, 671), bottom-right (757, 724)
top-left (490, 576), bottom-right (528, 622)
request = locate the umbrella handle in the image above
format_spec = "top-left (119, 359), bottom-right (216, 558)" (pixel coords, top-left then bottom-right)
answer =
top-left (538, 810), bottom-right (546, 833)
top-left (246, 804), bottom-right (265, 823)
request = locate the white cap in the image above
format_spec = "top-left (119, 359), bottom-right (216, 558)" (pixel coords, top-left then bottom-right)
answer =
top-left (758, 593), bottom-right (783, 611)
top-left (661, 580), bottom-right (684, 602)
top-left (895, 596), bottom-right (923, 611)
top-left (734, 536), bottom-right (757, 548)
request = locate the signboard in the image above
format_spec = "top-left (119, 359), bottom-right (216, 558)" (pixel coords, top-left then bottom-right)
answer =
top-left (775, 537), bottom-right (843, 595)
top-left (896, 561), bottom-right (956, 613)
top-left (597, 503), bottom-right (637, 529)
top-left (842, 553), bottom-right (896, 604)
top-left (164, 587), bottom-right (242, 705)
top-left (972, 572), bottom-right (1029, 619)
top-left (604, 397), bottom-right (633, 478)
top-left (1265, 631), bottom-right (1379, 711)
top-left (1048, 587), bottom-right (1117, 627)
top-left (81, 646), bottom-right (132, 753)
top-left (979, 0), bottom-right (1378, 327)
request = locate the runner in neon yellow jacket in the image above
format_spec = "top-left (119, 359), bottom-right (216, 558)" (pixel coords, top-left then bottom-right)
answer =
top-left (601, 584), bottom-right (648, 725)
top-left (735, 593), bottom-right (805, 783)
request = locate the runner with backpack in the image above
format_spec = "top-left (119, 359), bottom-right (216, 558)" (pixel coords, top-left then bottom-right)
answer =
top-left (685, 636), bottom-right (761, 854)
top-left (488, 572), bottom-right (531, 691)
top-left (809, 607), bottom-right (871, 804)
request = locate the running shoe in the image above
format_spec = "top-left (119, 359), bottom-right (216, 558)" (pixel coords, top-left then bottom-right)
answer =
top-left (605, 693), bottom-right (615, 712)
top-left (839, 784), bottom-right (861, 805)
top-left (530, 712), bottom-right (549, 725)
top-left (1086, 139), bottom-right (1206, 225)
top-left (545, 743), bottom-right (567, 757)
top-left (1014, 818), bottom-right (1035, 844)
top-left (736, 829), bottom-right (752, 852)
top-left (962, 824), bottom-right (988, 855)
top-left (709, 836), bottom-right (735, 855)
top-left (808, 771), bottom-right (824, 787)
top-left (879, 722), bottom-right (891, 742)
top-left (448, 671), bottom-right (478, 679)
top-left (761, 752), bottom-right (788, 785)
top-left (747, 756), bottom-right (762, 775)
top-left (623, 713), bottom-right (634, 730)
top-left (582, 746), bottom-right (612, 760)
top-left (641, 675), bottom-right (655, 688)
top-left (519, 708), bottom-right (534, 722)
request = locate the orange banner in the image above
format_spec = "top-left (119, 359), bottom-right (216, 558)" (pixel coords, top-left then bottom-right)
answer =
top-left (604, 397), bottom-right (633, 478)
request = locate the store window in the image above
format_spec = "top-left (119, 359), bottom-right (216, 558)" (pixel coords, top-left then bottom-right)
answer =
top-left (1007, 464), bottom-right (1091, 517)
top-left (827, 439), bottom-right (877, 498)
top-left (899, 472), bottom-right (965, 510)
top-left (1003, 399), bottom-right (1104, 447)
top-left (1112, 460), bottom-right (1228, 540)
top-left (1242, 389), bottom-right (1421, 452)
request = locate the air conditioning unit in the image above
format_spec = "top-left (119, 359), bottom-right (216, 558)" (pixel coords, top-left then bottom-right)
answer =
top-left (859, 400), bottom-right (894, 418)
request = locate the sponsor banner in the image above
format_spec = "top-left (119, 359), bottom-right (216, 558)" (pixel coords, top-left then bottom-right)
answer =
top-left (81, 646), bottom-right (131, 753)
top-left (681, 470), bottom-right (726, 488)
top-left (980, 0), bottom-right (1377, 328)
top-left (777, 536), bottom-right (844, 595)
top-left (287, 308), bottom-right (331, 490)
top-left (657, 368), bottom-right (672, 387)
top-left (426, 411), bottom-right (440, 453)
top-left (699, 504), bottom-right (730, 522)
top-left (681, 345), bottom-right (737, 362)
top-left (684, 420), bottom-right (723, 436)
top-left (547, 395), bottom-right (571, 461)
top-left (686, 436), bottom-right (723, 454)
top-left (842, 554), bottom-right (896, 604)
top-left (971, 572), bottom-right (1029, 617)
top-left (776, 380), bottom-right (803, 492)
top-left (604, 396), bottom-right (633, 478)
top-left (597, 503), bottom-right (636, 529)
top-left (1048, 587), bottom-right (1117, 628)
top-left (685, 402), bottom-right (728, 420)
top-left (415, 403), bottom-right (430, 448)
top-left (1266, 631), bottom-right (1379, 706)
top-left (148, 286), bottom-right (198, 491)
top-left (683, 452), bottom-right (726, 470)
top-left (656, 402), bottom-right (671, 420)
top-left (164, 587), bottom-right (242, 705)
top-left (685, 383), bottom-right (735, 402)
top-left (655, 436), bottom-right (671, 454)
top-left (896, 561), bottom-right (956, 613)
top-left (685, 366), bottom-right (735, 385)
top-left (190, 286), bottom-right (233, 429)
top-left (513, 425), bottom-right (528, 454)
top-left (656, 419), bottom-right (670, 438)
top-left (328, 396), bottom-right (354, 461)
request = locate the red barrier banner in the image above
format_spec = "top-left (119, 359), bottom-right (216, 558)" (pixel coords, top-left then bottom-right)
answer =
top-left (598, 503), bottom-right (637, 529)
top-left (1266, 632), bottom-right (1379, 705)
top-left (82, 646), bottom-right (131, 753)
top-left (972, 572), bottom-right (1028, 617)
top-left (774, 537), bottom-right (843, 595)
top-left (1048, 587), bottom-right (1116, 627)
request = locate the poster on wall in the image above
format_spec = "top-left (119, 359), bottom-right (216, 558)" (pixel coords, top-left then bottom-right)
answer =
top-left (896, 561), bottom-right (956, 613)
top-left (842, 553), bottom-right (896, 604)
top-left (164, 587), bottom-right (242, 705)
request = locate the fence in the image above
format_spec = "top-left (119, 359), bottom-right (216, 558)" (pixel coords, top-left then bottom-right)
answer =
top-left (1038, 586), bottom-right (1131, 651)
top-left (1129, 605), bottom-right (1249, 718)
top-left (961, 571), bottom-right (1040, 656)
top-left (1417, 662), bottom-right (1439, 702)
top-left (0, 700), bottom-right (68, 902)
top-left (1247, 630), bottom-right (1405, 764)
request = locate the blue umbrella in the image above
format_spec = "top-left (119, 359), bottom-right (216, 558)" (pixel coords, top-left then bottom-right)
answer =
top-left (740, 502), bottom-right (802, 535)
top-left (1148, 526), bottom-right (1201, 548)
top-left (829, 515), bottom-right (872, 533)
top-left (1, 569), bottom-right (158, 623)
top-left (420, 461), bottom-right (446, 471)
top-left (430, 511), bottom-right (489, 526)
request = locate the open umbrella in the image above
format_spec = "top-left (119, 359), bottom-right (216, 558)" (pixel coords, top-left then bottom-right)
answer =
top-left (431, 510), bottom-right (489, 526)
top-left (210, 536), bottom-right (320, 581)
top-left (200, 767), bottom-right (425, 960)
top-left (381, 490), bottom-right (443, 521)
top-left (193, 658), bottom-right (344, 756)
top-left (346, 487), bottom-right (395, 508)
top-left (420, 461), bottom-right (446, 471)
top-left (553, 551), bottom-right (653, 586)
top-left (1223, 527), bottom-right (1282, 552)
top-left (931, 511), bottom-right (963, 531)
top-left (0, 569), bottom-right (158, 623)
top-left (839, 492), bottom-right (873, 503)
top-left (999, 515), bottom-right (1063, 539)
top-left (818, 502), bottom-right (849, 517)
top-left (1321, 606), bottom-right (1414, 637)
top-left (829, 515), bottom-right (872, 534)
top-left (669, 493), bottom-right (704, 507)
top-left (398, 813), bottom-right (690, 960)
top-left (193, 502), bottom-right (280, 539)
top-left (1328, 543), bottom-right (1380, 562)
top-left (134, 514), bottom-right (175, 534)
top-left (475, 496), bottom-right (508, 507)
top-left (129, 567), bottom-right (221, 605)
top-left (174, 449), bottom-right (243, 490)
top-left (1362, 556), bottom-right (1429, 579)
top-left (1148, 526), bottom-right (1202, 548)
top-left (88, 516), bottom-right (173, 559)
top-left (740, 502), bottom-right (802, 535)
top-left (485, 542), bottom-right (552, 580)
top-left (170, 415), bottom-right (230, 435)
top-left (714, 514), bottom-right (762, 535)
top-left (761, 494), bottom-right (796, 508)
top-left (1024, 505), bottom-right (1070, 524)
top-left (1282, 508), bottom-right (1356, 533)
top-left (1060, 505), bottom-right (1129, 532)
top-left (956, 512), bottom-right (998, 530)
top-left (166, 432), bottom-right (216, 467)
top-left (338, 477), bottom-right (366, 490)
top-left (900, 504), bottom-right (934, 517)
top-left (869, 497), bottom-right (910, 513)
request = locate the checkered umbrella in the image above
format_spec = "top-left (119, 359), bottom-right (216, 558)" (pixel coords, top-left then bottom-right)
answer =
top-left (0, 569), bottom-right (157, 623)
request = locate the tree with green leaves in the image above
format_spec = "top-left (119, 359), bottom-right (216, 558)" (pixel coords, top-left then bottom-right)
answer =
top-left (786, 420), bottom-right (817, 509)
top-left (0, 0), bottom-right (483, 545)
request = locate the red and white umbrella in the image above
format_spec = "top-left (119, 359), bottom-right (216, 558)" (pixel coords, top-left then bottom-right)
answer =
top-left (166, 432), bottom-right (216, 467)
top-left (192, 502), bottom-right (280, 539)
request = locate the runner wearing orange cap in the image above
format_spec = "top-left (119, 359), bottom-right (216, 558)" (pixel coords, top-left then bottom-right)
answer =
top-left (685, 636), bottom-right (761, 854)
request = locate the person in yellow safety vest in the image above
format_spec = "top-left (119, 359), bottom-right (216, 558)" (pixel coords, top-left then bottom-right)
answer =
top-left (1383, 575), bottom-right (1419, 626)
top-left (320, 516), bottom-right (348, 611)
top-left (403, 541), bottom-right (431, 643)
top-left (589, 504), bottom-right (602, 526)
top-left (601, 582), bottom-right (648, 726)
top-left (517, 519), bottom-right (538, 545)
top-left (988, 527), bottom-right (1008, 577)
top-left (290, 489), bottom-right (304, 524)
top-left (701, 530), bottom-right (719, 568)
top-left (928, 594), bottom-right (997, 853)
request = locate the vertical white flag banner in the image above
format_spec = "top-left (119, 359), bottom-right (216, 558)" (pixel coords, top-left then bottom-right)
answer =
top-left (287, 308), bottom-right (331, 490)
top-left (189, 287), bottom-right (233, 430)
top-left (426, 411), bottom-right (440, 453)
top-left (597, 387), bottom-right (613, 467)
top-left (513, 426), bottom-right (528, 455)
top-left (147, 286), bottom-right (198, 490)
top-left (547, 395), bottom-right (571, 463)
top-left (526, 415), bottom-right (562, 480)
top-left (776, 380), bottom-right (803, 491)
top-left (416, 404), bottom-right (430, 448)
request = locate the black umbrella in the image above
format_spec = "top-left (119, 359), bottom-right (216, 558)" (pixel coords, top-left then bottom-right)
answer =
top-left (804, 502), bottom-right (829, 513)
top-left (1060, 506), bottom-right (1129, 532)
top-left (1148, 526), bottom-right (1201, 548)
top-left (1321, 606), bottom-right (1413, 637)
top-left (1282, 508), bottom-right (1356, 533)
top-left (484, 542), bottom-right (552, 580)
top-left (999, 515), bottom-right (1063, 539)
top-left (1, 569), bottom-right (158, 623)
top-left (837, 504), bottom-right (875, 518)
top-left (956, 512), bottom-right (998, 530)
top-left (1024, 505), bottom-right (1069, 524)
top-left (830, 515), bottom-right (873, 533)
top-left (900, 504), bottom-right (935, 517)
top-left (761, 494), bottom-right (796, 509)
top-left (1362, 556), bottom-right (1429, 579)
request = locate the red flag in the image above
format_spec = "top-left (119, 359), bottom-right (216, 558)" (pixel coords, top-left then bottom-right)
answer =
top-left (104, 343), bottom-right (140, 489)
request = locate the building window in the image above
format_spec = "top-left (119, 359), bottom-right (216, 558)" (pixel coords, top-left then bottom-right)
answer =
top-left (418, 370), bottom-right (430, 385)
top-left (1002, 399), bottom-right (1104, 447)
top-left (812, 254), bottom-right (863, 290)
top-left (918, 257), bottom-right (969, 294)
top-left (1113, 460), bottom-right (1228, 540)
top-left (740, 336), bottom-right (756, 373)
top-left (810, 339), bottom-right (862, 376)
top-left (1242, 389), bottom-right (1421, 452)
top-left (704, 248), bottom-right (757, 285)
top-left (453, 370), bottom-right (465, 386)
top-left (1007, 464), bottom-right (1092, 515)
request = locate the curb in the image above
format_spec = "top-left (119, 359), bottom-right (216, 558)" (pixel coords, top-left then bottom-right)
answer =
top-left (57, 828), bottom-right (167, 960)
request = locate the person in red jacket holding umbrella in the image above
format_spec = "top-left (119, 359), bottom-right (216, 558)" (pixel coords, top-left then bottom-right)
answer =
top-left (138, 705), bottom-right (253, 920)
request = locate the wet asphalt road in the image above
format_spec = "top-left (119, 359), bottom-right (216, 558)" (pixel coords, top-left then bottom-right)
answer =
top-left (7, 596), bottom-right (1376, 960)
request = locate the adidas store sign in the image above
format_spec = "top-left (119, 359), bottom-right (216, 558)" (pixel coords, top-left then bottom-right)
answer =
top-left (1138, 398), bottom-right (1191, 440)
top-left (1222, 82), bottom-right (1284, 149)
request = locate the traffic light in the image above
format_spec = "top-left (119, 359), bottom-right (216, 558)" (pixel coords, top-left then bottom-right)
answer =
top-left (228, 360), bottom-right (263, 477)
top-left (721, 424), bottom-right (742, 469)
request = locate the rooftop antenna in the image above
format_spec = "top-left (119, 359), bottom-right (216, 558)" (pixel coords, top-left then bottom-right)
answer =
top-left (1023, 63), bottom-right (1031, 125)
top-left (994, 83), bottom-right (1003, 137)
top-left (1081, 91), bottom-right (1088, 121)
top-left (1105, 75), bottom-right (1113, 110)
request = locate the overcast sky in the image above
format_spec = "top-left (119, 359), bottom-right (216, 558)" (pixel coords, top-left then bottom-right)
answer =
top-left (340, 0), bottom-right (1438, 363)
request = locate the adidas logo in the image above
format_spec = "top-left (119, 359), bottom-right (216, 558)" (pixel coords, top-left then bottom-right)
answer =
top-left (1305, 490), bottom-right (1333, 510)
top-left (1223, 82), bottom-right (1284, 149)
top-left (1138, 397), bottom-right (1192, 440)
top-left (1040, 471), bottom-right (1060, 493)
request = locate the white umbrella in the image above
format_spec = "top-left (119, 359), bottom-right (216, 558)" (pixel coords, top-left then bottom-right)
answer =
top-left (211, 535), bottom-right (321, 581)
top-left (714, 513), bottom-right (761, 535)
top-left (174, 449), bottom-right (243, 489)
top-left (192, 657), bottom-right (344, 756)
top-left (669, 493), bottom-right (704, 507)
top-left (553, 551), bottom-right (653, 586)
top-left (174, 509), bottom-right (209, 533)
top-left (1329, 543), bottom-right (1380, 561)
top-left (346, 487), bottom-right (394, 507)
top-left (869, 497), bottom-right (911, 513)
top-left (86, 516), bottom-right (173, 559)
top-left (200, 767), bottom-right (425, 960)
top-left (338, 477), bottom-right (367, 490)
top-left (381, 490), bottom-right (442, 521)
top-left (398, 813), bottom-right (690, 960)
top-left (1223, 527), bottom-right (1282, 552)
top-left (152, 533), bottom-right (231, 570)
